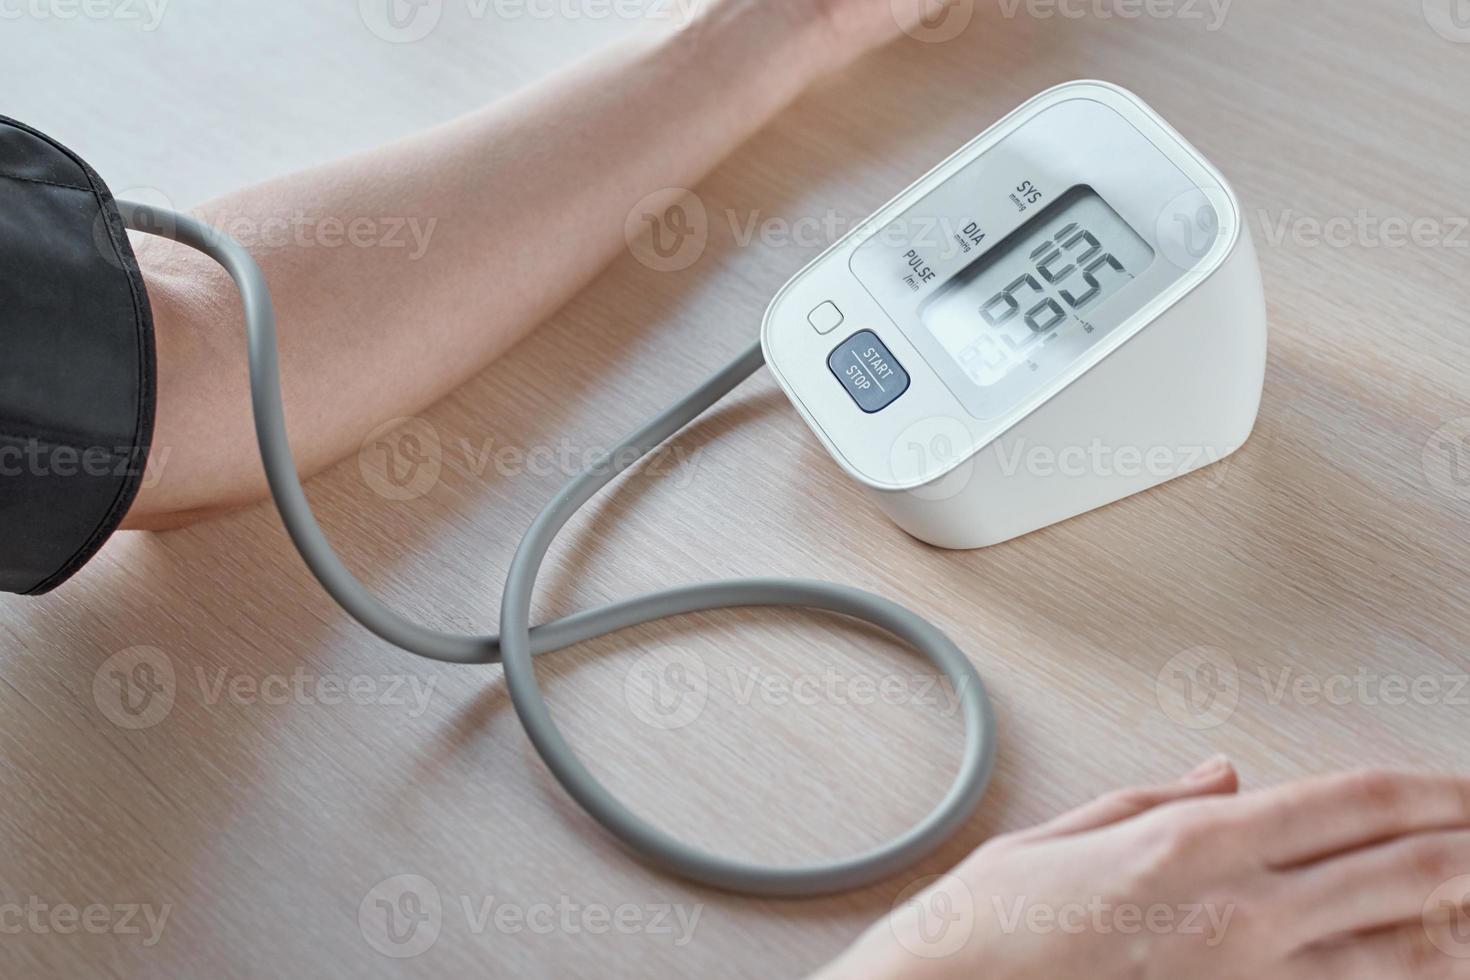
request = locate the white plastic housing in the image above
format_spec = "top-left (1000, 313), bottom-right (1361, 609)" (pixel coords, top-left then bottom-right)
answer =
top-left (761, 81), bottom-right (1268, 549)
top-left (872, 232), bottom-right (1266, 548)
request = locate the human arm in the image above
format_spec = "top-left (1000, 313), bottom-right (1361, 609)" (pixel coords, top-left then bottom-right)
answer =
top-left (124, 0), bottom-right (932, 527)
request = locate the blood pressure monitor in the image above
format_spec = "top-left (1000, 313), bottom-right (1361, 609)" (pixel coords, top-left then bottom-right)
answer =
top-left (762, 81), bottom-right (1268, 548)
top-left (105, 80), bottom-right (1267, 896)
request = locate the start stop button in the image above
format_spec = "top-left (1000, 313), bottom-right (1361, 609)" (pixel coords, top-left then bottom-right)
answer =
top-left (828, 330), bottom-right (910, 413)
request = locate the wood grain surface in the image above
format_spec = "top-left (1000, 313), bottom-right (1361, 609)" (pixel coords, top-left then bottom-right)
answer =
top-left (4, 1), bottom-right (1470, 977)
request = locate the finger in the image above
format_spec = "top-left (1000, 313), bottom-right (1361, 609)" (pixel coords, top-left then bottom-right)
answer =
top-left (1014, 757), bottom-right (1237, 842)
top-left (1293, 918), bottom-right (1470, 979)
top-left (1287, 829), bottom-right (1470, 941)
top-left (1218, 770), bottom-right (1470, 868)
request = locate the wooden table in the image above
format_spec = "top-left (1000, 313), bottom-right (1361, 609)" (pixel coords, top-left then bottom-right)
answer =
top-left (4, 2), bottom-right (1469, 977)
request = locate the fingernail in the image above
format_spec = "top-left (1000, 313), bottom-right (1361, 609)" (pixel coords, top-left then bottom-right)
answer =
top-left (1186, 755), bottom-right (1231, 782)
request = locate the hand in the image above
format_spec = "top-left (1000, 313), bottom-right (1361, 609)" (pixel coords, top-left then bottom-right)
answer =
top-left (818, 761), bottom-right (1470, 979)
top-left (722, 0), bottom-right (972, 78)
top-left (806, 0), bottom-right (976, 62)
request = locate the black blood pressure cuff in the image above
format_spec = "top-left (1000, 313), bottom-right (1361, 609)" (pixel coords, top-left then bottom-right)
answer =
top-left (0, 115), bottom-right (156, 595)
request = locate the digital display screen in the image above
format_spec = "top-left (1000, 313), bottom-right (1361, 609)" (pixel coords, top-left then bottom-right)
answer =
top-left (920, 186), bottom-right (1154, 388)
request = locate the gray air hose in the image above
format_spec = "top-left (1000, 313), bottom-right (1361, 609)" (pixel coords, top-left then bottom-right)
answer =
top-left (119, 201), bottom-right (997, 897)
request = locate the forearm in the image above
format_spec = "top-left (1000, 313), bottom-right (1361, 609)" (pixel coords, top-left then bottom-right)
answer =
top-left (125, 2), bottom-right (845, 527)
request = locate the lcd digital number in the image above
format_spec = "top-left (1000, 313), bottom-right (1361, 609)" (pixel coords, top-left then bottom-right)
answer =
top-left (921, 186), bottom-right (1155, 388)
